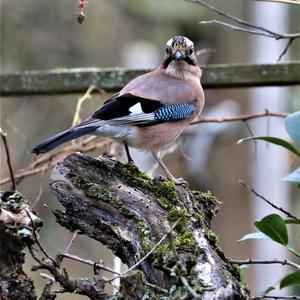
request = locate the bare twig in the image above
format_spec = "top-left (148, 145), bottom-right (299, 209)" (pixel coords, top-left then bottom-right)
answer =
top-left (199, 20), bottom-right (276, 38)
top-left (186, 0), bottom-right (300, 38)
top-left (278, 38), bottom-right (295, 62)
top-left (252, 296), bottom-right (300, 300)
top-left (25, 209), bottom-right (55, 262)
top-left (61, 253), bottom-right (120, 275)
top-left (40, 273), bottom-right (55, 282)
top-left (0, 139), bottom-right (113, 185)
top-left (72, 85), bottom-right (100, 127)
top-left (186, 0), bottom-right (300, 60)
top-left (239, 180), bottom-right (300, 221)
top-left (228, 258), bottom-right (300, 270)
top-left (0, 128), bottom-right (16, 191)
top-left (64, 231), bottom-right (79, 254)
top-left (144, 282), bottom-right (168, 294)
top-left (107, 221), bottom-right (180, 283)
top-left (254, 0), bottom-right (300, 5)
top-left (191, 111), bottom-right (287, 125)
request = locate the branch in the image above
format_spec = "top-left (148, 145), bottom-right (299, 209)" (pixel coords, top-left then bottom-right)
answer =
top-left (252, 296), bottom-right (300, 300)
top-left (239, 180), bottom-right (300, 221)
top-left (199, 20), bottom-right (276, 38)
top-left (228, 258), bottom-right (300, 270)
top-left (191, 110), bottom-right (287, 125)
top-left (0, 138), bottom-right (112, 185)
top-left (0, 128), bottom-right (16, 191)
top-left (186, 0), bottom-right (300, 60)
top-left (61, 253), bottom-right (120, 275)
top-left (186, 0), bottom-right (300, 39)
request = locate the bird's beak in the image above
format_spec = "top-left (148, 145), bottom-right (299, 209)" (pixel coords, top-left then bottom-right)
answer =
top-left (173, 50), bottom-right (184, 61)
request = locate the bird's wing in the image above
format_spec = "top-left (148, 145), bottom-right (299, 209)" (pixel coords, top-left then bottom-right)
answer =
top-left (76, 69), bottom-right (200, 128)
top-left (76, 93), bottom-right (195, 128)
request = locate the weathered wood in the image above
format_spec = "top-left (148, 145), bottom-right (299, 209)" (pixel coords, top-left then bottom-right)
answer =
top-left (50, 152), bottom-right (250, 299)
top-left (0, 191), bottom-right (42, 300)
top-left (1, 62), bottom-right (299, 96)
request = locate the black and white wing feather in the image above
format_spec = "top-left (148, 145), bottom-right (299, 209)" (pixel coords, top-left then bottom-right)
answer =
top-left (82, 93), bottom-right (195, 127)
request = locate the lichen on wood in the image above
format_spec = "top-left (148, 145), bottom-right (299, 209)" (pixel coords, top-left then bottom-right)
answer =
top-left (0, 191), bottom-right (42, 300)
top-left (50, 152), bottom-right (250, 299)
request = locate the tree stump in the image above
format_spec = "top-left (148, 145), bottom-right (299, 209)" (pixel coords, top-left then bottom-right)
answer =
top-left (50, 152), bottom-right (250, 299)
top-left (0, 191), bottom-right (42, 300)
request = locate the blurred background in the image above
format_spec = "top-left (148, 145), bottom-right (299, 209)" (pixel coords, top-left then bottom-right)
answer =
top-left (1, 0), bottom-right (300, 298)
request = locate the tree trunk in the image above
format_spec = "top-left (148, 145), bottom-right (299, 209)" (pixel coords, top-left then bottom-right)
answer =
top-left (50, 152), bottom-right (250, 299)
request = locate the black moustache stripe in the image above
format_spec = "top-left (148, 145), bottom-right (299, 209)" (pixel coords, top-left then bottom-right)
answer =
top-left (184, 57), bottom-right (196, 66)
top-left (163, 56), bottom-right (173, 68)
top-left (163, 56), bottom-right (196, 68)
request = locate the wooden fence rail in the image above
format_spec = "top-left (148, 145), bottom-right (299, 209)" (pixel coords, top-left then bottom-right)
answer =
top-left (1, 62), bottom-right (299, 96)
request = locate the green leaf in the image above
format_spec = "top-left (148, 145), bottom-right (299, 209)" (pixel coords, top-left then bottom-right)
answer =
top-left (238, 136), bottom-right (300, 157)
top-left (282, 167), bottom-right (300, 183)
top-left (280, 271), bottom-right (300, 289)
top-left (238, 231), bottom-right (269, 243)
top-left (285, 111), bottom-right (300, 146)
top-left (255, 214), bottom-right (288, 246)
top-left (285, 218), bottom-right (300, 224)
top-left (262, 286), bottom-right (276, 295)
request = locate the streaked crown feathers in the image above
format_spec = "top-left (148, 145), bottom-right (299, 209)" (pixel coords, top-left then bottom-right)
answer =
top-left (166, 36), bottom-right (194, 51)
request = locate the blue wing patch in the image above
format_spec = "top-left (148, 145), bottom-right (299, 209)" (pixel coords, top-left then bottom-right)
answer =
top-left (154, 104), bottom-right (195, 121)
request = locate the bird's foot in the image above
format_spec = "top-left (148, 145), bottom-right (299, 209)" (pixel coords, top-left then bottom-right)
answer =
top-left (172, 177), bottom-right (188, 187)
top-left (127, 158), bottom-right (135, 165)
top-left (155, 175), bottom-right (188, 187)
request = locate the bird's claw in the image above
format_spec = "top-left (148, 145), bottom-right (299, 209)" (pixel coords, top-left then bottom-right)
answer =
top-left (173, 177), bottom-right (188, 187)
top-left (155, 175), bottom-right (188, 187)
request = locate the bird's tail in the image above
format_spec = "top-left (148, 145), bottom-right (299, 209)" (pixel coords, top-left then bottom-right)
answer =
top-left (31, 126), bottom-right (96, 154)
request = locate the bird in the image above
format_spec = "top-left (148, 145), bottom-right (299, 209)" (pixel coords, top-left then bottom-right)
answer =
top-left (31, 36), bottom-right (205, 183)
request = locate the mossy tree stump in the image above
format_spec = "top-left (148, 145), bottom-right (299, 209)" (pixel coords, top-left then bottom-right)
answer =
top-left (50, 152), bottom-right (250, 299)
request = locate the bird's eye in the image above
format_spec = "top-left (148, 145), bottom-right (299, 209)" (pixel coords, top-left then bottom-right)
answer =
top-left (165, 47), bottom-right (171, 54)
top-left (189, 48), bottom-right (194, 55)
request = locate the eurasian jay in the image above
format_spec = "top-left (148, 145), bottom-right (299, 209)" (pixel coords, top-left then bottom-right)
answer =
top-left (31, 36), bottom-right (205, 183)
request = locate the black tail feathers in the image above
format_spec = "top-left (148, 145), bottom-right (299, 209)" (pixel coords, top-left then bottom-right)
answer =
top-left (31, 126), bottom-right (96, 155)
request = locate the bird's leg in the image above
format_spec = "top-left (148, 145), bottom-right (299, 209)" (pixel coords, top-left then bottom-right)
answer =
top-left (151, 151), bottom-right (187, 186)
top-left (124, 143), bottom-right (134, 164)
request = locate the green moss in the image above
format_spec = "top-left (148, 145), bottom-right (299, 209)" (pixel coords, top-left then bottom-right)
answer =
top-left (192, 190), bottom-right (221, 216)
top-left (167, 207), bottom-right (187, 229)
top-left (176, 231), bottom-right (195, 249)
top-left (195, 212), bottom-right (205, 224)
top-left (137, 219), bottom-right (154, 255)
top-left (70, 174), bottom-right (135, 218)
top-left (204, 228), bottom-right (219, 247)
top-left (114, 162), bottom-right (152, 188)
top-left (153, 180), bottom-right (178, 209)
top-left (114, 162), bottom-right (178, 210)
top-left (229, 263), bottom-right (242, 281)
top-left (152, 243), bottom-right (172, 268)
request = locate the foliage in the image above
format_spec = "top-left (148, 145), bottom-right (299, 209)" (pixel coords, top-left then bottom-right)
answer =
top-left (238, 111), bottom-right (300, 296)
top-left (238, 110), bottom-right (300, 185)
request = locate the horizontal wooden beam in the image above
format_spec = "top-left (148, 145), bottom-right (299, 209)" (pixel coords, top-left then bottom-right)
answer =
top-left (1, 62), bottom-right (299, 96)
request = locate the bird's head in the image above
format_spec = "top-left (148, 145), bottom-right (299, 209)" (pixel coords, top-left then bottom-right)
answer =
top-left (163, 36), bottom-right (196, 67)
top-left (162, 36), bottom-right (199, 79)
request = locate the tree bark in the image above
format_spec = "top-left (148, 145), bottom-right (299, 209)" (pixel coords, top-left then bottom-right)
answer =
top-left (50, 152), bottom-right (250, 299)
top-left (0, 191), bottom-right (42, 300)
